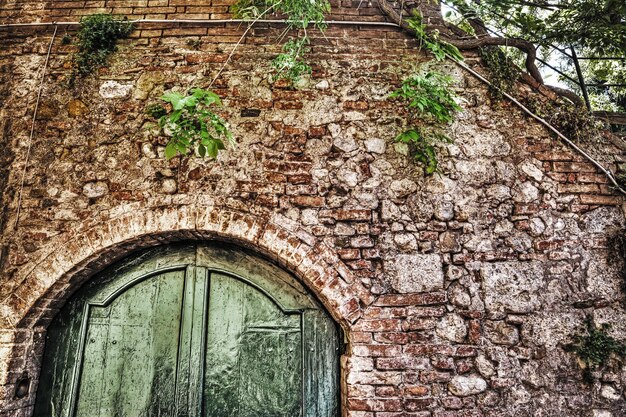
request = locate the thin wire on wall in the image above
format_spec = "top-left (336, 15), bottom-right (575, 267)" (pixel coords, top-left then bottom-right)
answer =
top-left (14, 24), bottom-right (58, 230)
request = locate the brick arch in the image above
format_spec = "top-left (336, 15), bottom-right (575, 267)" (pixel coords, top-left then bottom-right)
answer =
top-left (7, 204), bottom-right (373, 328)
top-left (1, 204), bottom-right (373, 410)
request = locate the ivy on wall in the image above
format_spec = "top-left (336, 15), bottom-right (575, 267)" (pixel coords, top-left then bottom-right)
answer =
top-left (231, 0), bottom-right (329, 85)
top-left (68, 14), bottom-right (134, 85)
top-left (63, 7), bottom-right (465, 169)
top-left (565, 317), bottom-right (626, 383)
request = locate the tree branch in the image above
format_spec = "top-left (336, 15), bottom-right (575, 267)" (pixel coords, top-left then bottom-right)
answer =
top-left (378, 0), bottom-right (594, 108)
top-left (545, 84), bottom-right (585, 107)
top-left (377, 0), bottom-right (544, 83)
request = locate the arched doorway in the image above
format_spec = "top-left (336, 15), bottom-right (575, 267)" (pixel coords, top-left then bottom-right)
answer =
top-left (33, 243), bottom-right (341, 417)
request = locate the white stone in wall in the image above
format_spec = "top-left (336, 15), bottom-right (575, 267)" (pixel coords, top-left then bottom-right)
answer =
top-left (582, 206), bottom-right (624, 233)
top-left (481, 261), bottom-right (544, 314)
top-left (449, 284), bottom-right (471, 307)
top-left (364, 137), bottom-right (386, 154)
top-left (99, 80), bottom-right (133, 99)
top-left (333, 135), bottom-right (358, 153)
top-left (393, 233), bottom-right (418, 251)
top-left (486, 184), bottom-right (512, 202)
top-left (381, 200), bottom-right (401, 221)
top-left (510, 385), bottom-right (532, 405)
top-left (314, 80), bottom-right (329, 90)
top-left (475, 354), bottom-right (495, 378)
top-left (82, 181), bottom-right (108, 198)
top-left (433, 200), bottom-right (454, 221)
top-left (448, 374), bottom-right (487, 396)
top-left (436, 313), bottom-right (467, 343)
top-left (520, 312), bottom-right (581, 350)
top-left (528, 217), bottom-right (546, 236)
top-left (455, 127), bottom-right (511, 158)
top-left (513, 181), bottom-right (540, 203)
top-left (585, 255), bottom-right (622, 300)
top-left (386, 253), bottom-right (444, 293)
top-left (389, 178), bottom-right (418, 199)
top-left (520, 160), bottom-right (544, 181)
top-left (600, 385), bottom-right (621, 401)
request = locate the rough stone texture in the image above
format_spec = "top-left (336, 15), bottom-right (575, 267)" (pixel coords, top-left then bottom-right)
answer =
top-left (387, 254), bottom-right (444, 293)
top-left (482, 261), bottom-right (545, 314)
top-left (1, 1), bottom-right (626, 417)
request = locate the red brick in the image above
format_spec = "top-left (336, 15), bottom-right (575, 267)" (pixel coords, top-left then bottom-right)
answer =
top-left (291, 195), bottom-right (325, 207)
top-left (376, 357), bottom-right (428, 370)
top-left (552, 161), bottom-right (597, 172)
top-left (348, 398), bottom-right (402, 412)
top-left (404, 385), bottom-right (430, 397)
top-left (338, 249), bottom-right (361, 260)
top-left (353, 344), bottom-right (402, 357)
top-left (320, 209), bottom-right (372, 221)
top-left (533, 151), bottom-right (577, 161)
top-left (343, 100), bottom-right (370, 110)
top-left (556, 183), bottom-right (599, 194)
top-left (373, 332), bottom-right (410, 344)
top-left (374, 292), bottom-right (447, 307)
top-left (353, 319), bottom-right (403, 332)
top-left (404, 398), bottom-right (434, 411)
top-left (420, 371), bottom-right (452, 383)
top-left (577, 173), bottom-right (609, 183)
top-left (404, 344), bottom-right (455, 356)
top-left (351, 236), bottom-right (375, 248)
top-left (579, 194), bottom-right (622, 205)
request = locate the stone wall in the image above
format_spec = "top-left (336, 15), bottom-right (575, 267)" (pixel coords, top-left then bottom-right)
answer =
top-left (1, 1), bottom-right (626, 416)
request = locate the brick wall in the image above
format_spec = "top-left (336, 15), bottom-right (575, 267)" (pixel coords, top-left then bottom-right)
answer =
top-left (1, 1), bottom-right (626, 416)
top-left (1, 0), bottom-right (388, 23)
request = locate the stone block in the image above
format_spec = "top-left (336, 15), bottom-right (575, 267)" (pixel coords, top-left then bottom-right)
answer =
top-left (481, 261), bottom-right (544, 314)
top-left (386, 254), bottom-right (444, 293)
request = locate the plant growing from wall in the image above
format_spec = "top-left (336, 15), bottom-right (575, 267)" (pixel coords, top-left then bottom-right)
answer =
top-left (384, 10), bottom-right (464, 174)
top-left (565, 317), bottom-right (626, 383)
top-left (271, 38), bottom-right (312, 85)
top-left (69, 14), bottom-right (134, 85)
top-left (523, 96), bottom-right (603, 143)
top-left (231, 0), bottom-right (329, 85)
top-left (390, 70), bottom-right (462, 174)
top-left (479, 46), bottom-right (521, 101)
top-left (406, 13), bottom-right (464, 62)
top-left (147, 88), bottom-right (234, 160)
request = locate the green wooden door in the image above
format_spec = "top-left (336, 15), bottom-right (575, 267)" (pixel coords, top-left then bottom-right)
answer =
top-left (34, 244), bottom-right (340, 417)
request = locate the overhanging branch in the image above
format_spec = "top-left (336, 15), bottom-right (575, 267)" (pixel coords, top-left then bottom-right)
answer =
top-left (377, 0), bottom-right (544, 84)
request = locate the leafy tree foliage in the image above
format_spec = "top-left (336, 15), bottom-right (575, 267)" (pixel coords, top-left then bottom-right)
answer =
top-left (444, 0), bottom-right (626, 110)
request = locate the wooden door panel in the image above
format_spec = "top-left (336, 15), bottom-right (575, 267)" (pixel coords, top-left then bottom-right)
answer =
top-left (303, 310), bottom-right (340, 417)
top-left (202, 273), bottom-right (303, 417)
top-left (76, 270), bottom-right (185, 417)
top-left (237, 330), bottom-right (302, 417)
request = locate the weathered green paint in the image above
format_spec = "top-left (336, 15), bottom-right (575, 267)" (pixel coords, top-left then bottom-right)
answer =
top-left (34, 244), bottom-right (340, 417)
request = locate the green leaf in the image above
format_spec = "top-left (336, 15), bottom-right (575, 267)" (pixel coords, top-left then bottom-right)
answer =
top-left (162, 92), bottom-right (184, 109)
top-left (207, 141), bottom-right (218, 158)
top-left (165, 141), bottom-right (178, 160)
top-left (169, 109), bottom-right (183, 123)
top-left (155, 88), bottom-right (234, 160)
